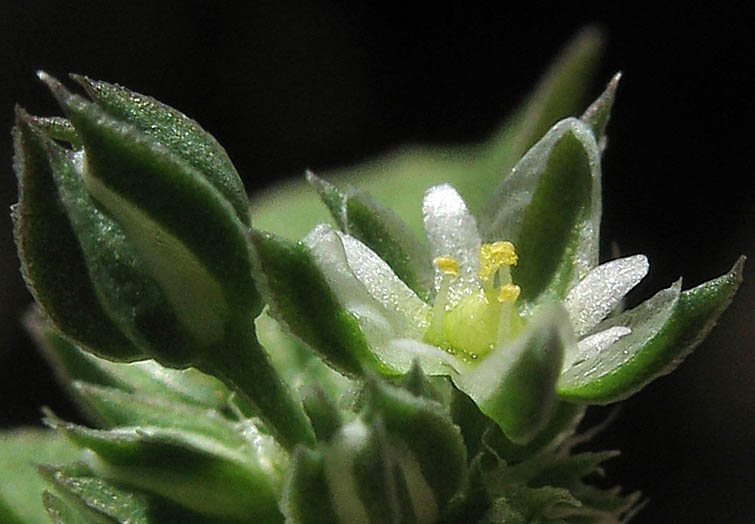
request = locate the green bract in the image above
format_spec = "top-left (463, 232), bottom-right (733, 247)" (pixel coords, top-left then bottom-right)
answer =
top-left (1, 31), bottom-right (744, 524)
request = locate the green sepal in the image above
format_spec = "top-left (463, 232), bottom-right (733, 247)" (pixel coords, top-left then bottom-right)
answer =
top-left (300, 385), bottom-right (343, 442)
top-left (486, 402), bottom-right (586, 463)
top-left (401, 360), bottom-right (444, 402)
top-left (558, 257), bottom-right (745, 403)
top-left (307, 172), bottom-right (433, 300)
top-left (481, 486), bottom-right (581, 524)
top-left (580, 72), bottom-right (621, 147)
top-left (454, 304), bottom-right (570, 444)
top-left (362, 377), bottom-right (467, 510)
top-left (40, 73), bottom-right (261, 349)
top-left (45, 413), bottom-right (284, 523)
top-left (41, 464), bottom-right (223, 524)
top-left (483, 118), bottom-right (602, 304)
top-left (249, 229), bottom-right (389, 376)
top-left (451, 379), bottom-right (586, 463)
top-left (250, 28), bottom-right (604, 240)
top-left (72, 74), bottom-right (250, 226)
top-left (70, 382), bottom-right (246, 446)
top-left (12, 110), bottom-right (144, 362)
top-left (37, 123), bottom-right (199, 366)
top-left (281, 448), bottom-right (340, 524)
top-left (42, 490), bottom-right (108, 524)
top-left (22, 113), bottom-right (82, 148)
top-left (0, 429), bottom-right (81, 524)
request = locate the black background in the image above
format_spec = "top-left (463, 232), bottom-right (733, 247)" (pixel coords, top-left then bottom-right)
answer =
top-left (1, 3), bottom-right (753, 523)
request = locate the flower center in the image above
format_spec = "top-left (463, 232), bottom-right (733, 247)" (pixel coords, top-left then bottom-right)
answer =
top-left (424, 241), bottom-right (523, 361)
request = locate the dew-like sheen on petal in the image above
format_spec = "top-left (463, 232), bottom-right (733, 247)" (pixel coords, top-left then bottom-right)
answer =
top-left (338, 232), bottom-right (430, 333)
top-left (564, 254), bottom-right (649, 336)
top-left (422, 184), bottom-right (481, 306)
top-left (564, 326), bottom-right (632, 372)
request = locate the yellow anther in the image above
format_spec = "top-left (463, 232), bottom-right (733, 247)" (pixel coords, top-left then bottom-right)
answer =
top-left (489, 241), bottom-right (518, 266)
top-left (433, 256), bottom-right (459, 276)
top-left (497, 283), bottom-right (521, 303)
top-left (478, 241), bottom-right (518, 281)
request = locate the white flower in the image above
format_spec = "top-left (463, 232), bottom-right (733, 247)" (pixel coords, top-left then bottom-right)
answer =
top-left (303, 183), bottom-right (648, 379)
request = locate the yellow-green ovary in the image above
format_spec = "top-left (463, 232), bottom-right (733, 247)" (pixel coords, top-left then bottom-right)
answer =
top-left (430, 289), bottom-right (522, 360)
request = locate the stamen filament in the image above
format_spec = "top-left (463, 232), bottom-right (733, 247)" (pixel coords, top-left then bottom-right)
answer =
top-left (427, 256), bottom-right (459, 346)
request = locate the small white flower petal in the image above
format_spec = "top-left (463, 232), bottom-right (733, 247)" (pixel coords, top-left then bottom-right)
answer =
top-left (563, 326), bottom-right (632, 372)
top-left (338, 232), bottom-right (431, 333)
top-left (422, 184), bottom-right (481, 306)
top-left (304, 225), bottom-right (451, 374)
top-left (564, 254), bottom-right (649, 336)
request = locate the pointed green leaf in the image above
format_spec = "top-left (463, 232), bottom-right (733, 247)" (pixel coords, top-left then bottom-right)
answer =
top-left (249, 228), bottom-right (389, 376)
top-left (483, 118), bottom-right (602, 303)
top-left (580, 72), bottom-right (621, 147)
top-left (308, 172), bottom-right (433, 299)
top-left (0, 430), bottom-right (81, 524)
top-left (47, 415), bottom-right (284, 522)
top-left (250, 29), bottom-right (604, 240)
top-left (455, 304), bottom-right (570, 444)
top-left (72, 75), bottom-right (250, 226)
top-left (558, 257), bottom-right (744, 403)
top-left (40, 73), bottom-right (260, 348)
top-left (12, 110), bottom-right (144, 361)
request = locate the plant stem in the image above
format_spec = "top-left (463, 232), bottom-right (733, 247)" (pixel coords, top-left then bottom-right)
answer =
top-left (201, 320), bottom-right (315, 451)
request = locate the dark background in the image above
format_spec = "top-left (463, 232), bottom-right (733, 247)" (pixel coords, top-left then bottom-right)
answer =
top-left (1, 3), bottom-right (752, 523)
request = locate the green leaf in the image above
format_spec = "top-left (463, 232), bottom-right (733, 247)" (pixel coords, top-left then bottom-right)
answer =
top-left (455, 304), bottom-right (570, 444)
top-left (40, 73), bottom-right (260, 349)
top-left (250, 228), bottom-right (390, 376)
top-left (12, 110), bottom-right (144, 362)
top-left (46, 414), bottom-right (285, 523)
top-left (72, 75), bottom-right (250, 226)
top-left (307, 172), bottom-right (433, 300)
top-left (0, 429), bottom-right (81, 524)
top-left (483, 118), bottom-right (602, 303)
top-left (558, 257), bottom-right (745, 403)
top-left (250, 28), bottom-right (604, 240)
